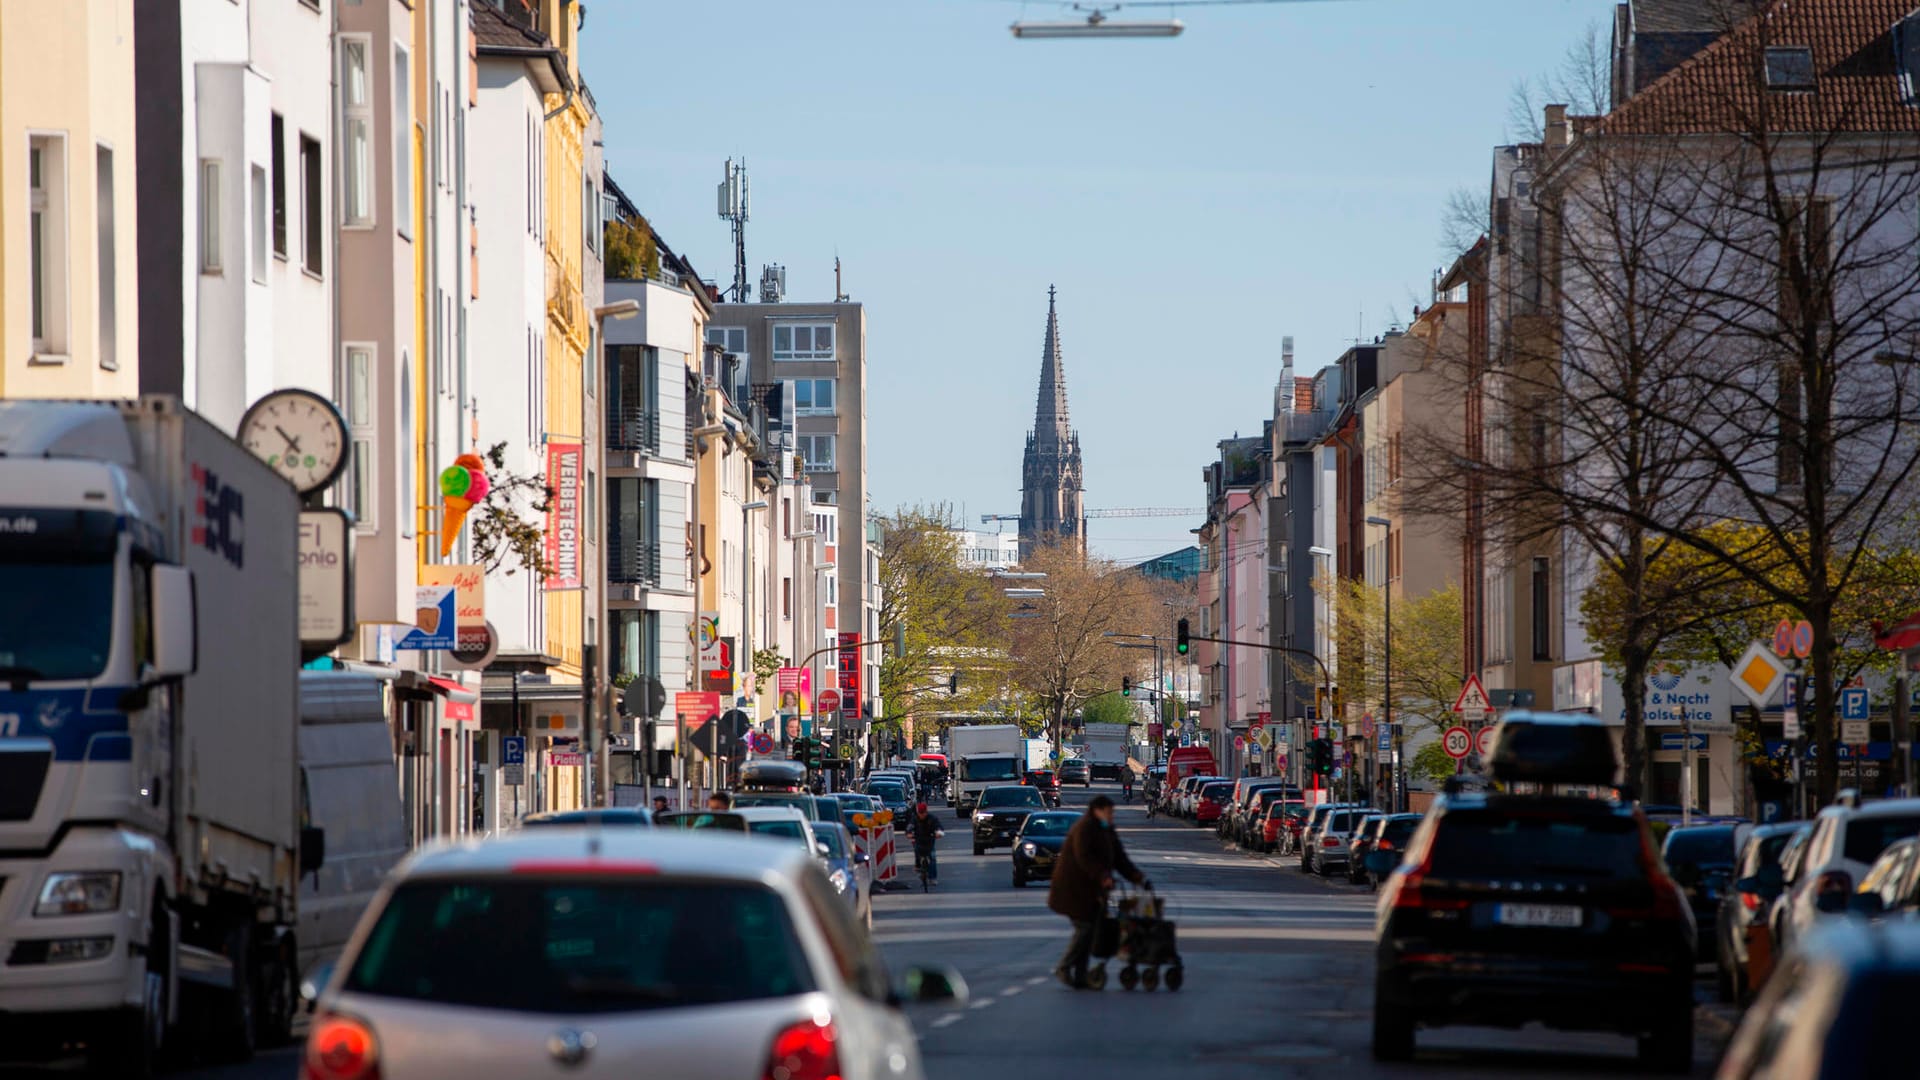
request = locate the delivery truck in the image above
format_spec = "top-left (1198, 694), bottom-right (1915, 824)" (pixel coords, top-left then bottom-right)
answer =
top-left (945, 723), bottom-right (1024, 818)
top-left (0, 397), bottom-right (313, 1074)
top-left (1081, 722), bottom-right (1133, 780)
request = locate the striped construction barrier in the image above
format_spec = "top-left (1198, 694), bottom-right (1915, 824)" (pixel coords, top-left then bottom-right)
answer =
top-left (851, 813), bottom-right (902, 889)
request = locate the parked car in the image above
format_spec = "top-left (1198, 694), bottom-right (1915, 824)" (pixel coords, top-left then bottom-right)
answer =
top-left (812, 821), bottom-right (873, 929)
top-left (1175, 775), bottom-right (1220, 818)
top-left (303, 829), bottom-right (965, 1080)
top-left (1224, 779), bottom-right (1292, 843)
top-left (1240, 786), bottom-right (1300, 847)
top-left (1300, 803), bottom-right (1365, 873)
top-left (1192, 781), bottom-right (1235, 827)
top-left (1854, 835), bottom-right (1920, 920)
top-left (1662, 823), bottom-right (1741, 960)
top-left (1715, 919), bottom-right (1920, 1080)
top-left (1312, 808), bottom-right (1376, 877)
top-left (1777, 796), bottom-right (1920, 954)
top-left (658, 807), bottom-right (823, 851)
top-left (1372, 792), bottom-right (1695, 1071)
top-left (1010, 810), bottom-right (1079, 887)
top-left (1715, 822), bottom-right (1806, 1004)
top-left (1261, 801), bottom-right (1307, 855)
top-left (1023, 769), bottom-right (1062, 807)
top-left (1753, 824), bottom-right (1817, 994)
top-left (971, 785), bottom-right (1048, 855)
top-left (732, 793), bottom-right (839, 823)
top-left (522, 808), bottom-right (652, 827)
top-left (1058, 759), bottom-right (1091, 787)
top-left (1350, 813), bottom-right (1423, 888)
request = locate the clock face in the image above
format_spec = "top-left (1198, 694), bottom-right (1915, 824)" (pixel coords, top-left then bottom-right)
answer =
top-left (238, 389), bottom-right (349, 496)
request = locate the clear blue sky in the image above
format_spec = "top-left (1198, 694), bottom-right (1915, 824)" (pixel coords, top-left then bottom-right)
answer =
top-left (582, 0), bottom-right (1613, 560)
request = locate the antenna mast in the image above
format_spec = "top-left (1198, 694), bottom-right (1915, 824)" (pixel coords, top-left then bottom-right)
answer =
top-left (717, 158), bottom-right (751, 302)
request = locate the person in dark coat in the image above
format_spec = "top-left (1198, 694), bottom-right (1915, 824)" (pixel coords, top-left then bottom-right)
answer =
top-left (1047, 795), bottom-right (1147, 988)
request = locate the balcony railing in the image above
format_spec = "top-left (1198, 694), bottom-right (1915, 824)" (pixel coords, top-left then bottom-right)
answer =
top-left (606, 404), bottom-right (659, 454)
top-left (608, 539), bottom-right (661, 587)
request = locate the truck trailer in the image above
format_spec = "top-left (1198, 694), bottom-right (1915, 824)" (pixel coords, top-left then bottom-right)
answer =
top-left (945, 724), bottom-right (1023, 818)
top-left (0, 398), bottom-right (313, 1074)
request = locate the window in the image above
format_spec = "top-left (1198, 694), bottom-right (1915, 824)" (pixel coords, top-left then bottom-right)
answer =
top-left (340, 38), bottom-right (372, 226)
top-left (813, 489), bottom-right (837, 506)
top-left (199, 159), bottom-right (222, 273)
top-left (432, 83), bottom-right (445, 189)
top-left (28, 135), bottom-right (71, 358)
top-left (345, 345), bottom-right (376, 529)
top-left (783, 576), bottom-right (792, 619)
top-left (1531, 556), bottom-right (1552, 661)
top-left (583, 174), bottom-right (597, 259)
top-left (706, 326), bottom-right (746, 355)
top-left (393, 44), bottom-right (411, 236)
top-left (798, 434), bottom-right (836, 472)
top-left (791, 378), bottom-right (836, 415)
top-left (269, 114), bottom-right (287, 256)
top-left (772, 322), bottom-right (834, 361)
top-left (95, 144), bottom-right (115, 371)
top-left (399, 357), bottom-right (413, 538)
top-left (434, 288), bottom-right (446, 388)
top-left (300, 135), bottom-right (324, 274)
top-left (585, 469), bottom-right (596, 535)
top-left (1764, 47), bottom-right (1816, 91)
top-left (250, 164), bottom-right (268, 283)
top-left (1901, 15), bottom-right (1920, 106)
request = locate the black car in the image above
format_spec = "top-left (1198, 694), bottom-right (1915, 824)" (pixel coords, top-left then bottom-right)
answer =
top-left (1011, 810), bottom-right (1080, 886)
top-left (1058, 759), bottom-right (1091, 786)
top-left (1372, 793), bottom-right (1696, 1072)
top-left (972, 784), bottom-right (1048, 855)
top-left (1661, 823), bottom-right (1739, 960)
top-left (1350, 812), bottom-right (1423, 887)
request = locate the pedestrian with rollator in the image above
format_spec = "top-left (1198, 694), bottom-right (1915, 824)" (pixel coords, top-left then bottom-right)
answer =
top-left (1048, 795), bottom-right (1147, 989)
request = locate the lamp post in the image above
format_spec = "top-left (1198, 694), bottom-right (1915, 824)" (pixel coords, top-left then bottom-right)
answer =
top-left (1364, 517), bottom-right (1397, 811)
top-left (1107, 634), bottom-right (1164, 766)
top-left (1307, 546), bottom-right (1334, 789)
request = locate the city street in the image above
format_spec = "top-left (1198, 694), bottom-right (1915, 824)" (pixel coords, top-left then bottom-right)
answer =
top-left (4, 784), bottom-right (1736, 1080)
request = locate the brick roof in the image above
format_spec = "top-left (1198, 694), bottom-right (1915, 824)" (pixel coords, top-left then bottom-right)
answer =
top-left (473, 1), bottom-right (548, 51)
top-left (1631, 0), bottom-right (1751, 34)
top-left (1604, 0), bottom-right (1920, 134)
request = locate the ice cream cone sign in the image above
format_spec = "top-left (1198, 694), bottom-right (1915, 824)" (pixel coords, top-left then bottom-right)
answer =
top-left (438, 454), bottom-right (491, 557)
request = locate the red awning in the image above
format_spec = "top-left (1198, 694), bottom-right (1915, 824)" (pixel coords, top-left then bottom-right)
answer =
top-left (428, 676), bottom-right (480, 722)
top-left (1874, 613), bottom-right (1920, 652)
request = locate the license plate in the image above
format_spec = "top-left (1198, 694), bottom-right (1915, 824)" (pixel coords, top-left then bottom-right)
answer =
top-left (1495, 903), bottom-right (1583, 928)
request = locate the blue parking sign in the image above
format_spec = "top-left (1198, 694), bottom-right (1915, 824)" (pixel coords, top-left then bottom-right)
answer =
top-left (503, 736), bottom-right (526, 767)
top-left (1840, 687), bottom-right (1869, 722)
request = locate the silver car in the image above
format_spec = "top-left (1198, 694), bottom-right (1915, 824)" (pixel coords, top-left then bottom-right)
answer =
top-left (304, 828), bottom-right (965, 1079)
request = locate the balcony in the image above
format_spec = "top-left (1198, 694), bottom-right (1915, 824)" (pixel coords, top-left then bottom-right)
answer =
top-left (608, 539), bottom-right (661, 588)
top-left (606, 403), bottom-right (659, 455)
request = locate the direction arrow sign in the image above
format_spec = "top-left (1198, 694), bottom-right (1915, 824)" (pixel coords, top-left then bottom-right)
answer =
top-left (1442, 726), bottom-right (1472, 759)
top-left (1453, 675), bottom-right (1491, 722)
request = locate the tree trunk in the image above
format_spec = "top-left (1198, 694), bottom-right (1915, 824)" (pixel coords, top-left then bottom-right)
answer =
top-left (1619, 644), bottom-right (1651, 798)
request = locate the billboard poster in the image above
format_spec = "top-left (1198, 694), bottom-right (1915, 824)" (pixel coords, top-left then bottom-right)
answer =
top-left (543, 441), bottom-right (582, 590)
top-left (777, 666), bottom-right (812, 713)
top-left (419, 564), bottom-right (486, 653)
top-left (396, 583), bottom-right (456, 650)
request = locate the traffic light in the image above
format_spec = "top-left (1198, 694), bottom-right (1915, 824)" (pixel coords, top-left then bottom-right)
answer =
top-left (1176, 618), bottom-right (1190, 655)
top-left (1122, 676), bottom-right (1133, 697)
top-left (1308, 738), bottom-right (1334, 776)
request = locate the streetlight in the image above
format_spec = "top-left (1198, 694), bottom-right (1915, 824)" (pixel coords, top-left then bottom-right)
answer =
top-left (1010, 11), bottom-right (1184, 38)
top-left (1364, 517), bottom-right (1397, 811)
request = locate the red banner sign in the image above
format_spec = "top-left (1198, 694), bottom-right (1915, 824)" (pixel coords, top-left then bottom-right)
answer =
top-left (838, 632), bottom-right (861, 718)
top-left (544, 441), bottom-right (582, 590)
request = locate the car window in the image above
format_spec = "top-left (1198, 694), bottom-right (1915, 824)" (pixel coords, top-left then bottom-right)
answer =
top-left (1744, 831), bottom-right (1797, 877)
top-left (750, 820), bottom-right (808, 843)
top-left (657, 812), bottom-right (747, 831)
top-left (1020, 814), bottom-right (1075, 837)
top-left (815, 827), bottom-right (849, 858)
top-left (1382, 819), bottom-right (1420, 846)
top-left (796, 866), bottom-right (889, 1002)
top-left (1842, 815), bottom-right (1920, 866)
top-left (1427, 809), bottom-right (1645, 878)
top-left (1663, 826), bottom-right (1737, 867)
top-left (1327, 812), bottom-right (1357, 832)
top-left (959, 757), bottom-right (1021, 782)
top-left (343, 878), bottom-right (816, 1013)
top-left (982, 787), bottom-right (1043, 808)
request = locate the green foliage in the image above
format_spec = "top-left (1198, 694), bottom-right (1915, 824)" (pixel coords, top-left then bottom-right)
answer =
top-left (749, 648), bottom-right (783, 698)
top-left (1304, 575), bottom-right (1463, 735)
top-left (469, 442), bottom-right (556, 578)
top-left (1079, 692), bottom-right (1134, 728)
top-left (876, 505), bottom-right (1009, 722)
top-left (1410, 740), bottom-right (1459, 787)
top-left (604, 216), bottom-right (659, 281)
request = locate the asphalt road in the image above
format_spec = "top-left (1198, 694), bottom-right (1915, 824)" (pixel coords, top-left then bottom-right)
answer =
top-left (7, 780), bottom-right (1734, 1079)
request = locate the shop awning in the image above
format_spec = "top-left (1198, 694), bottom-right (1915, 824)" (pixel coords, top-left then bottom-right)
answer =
top-left (428, 676), bottom-right (480, 722)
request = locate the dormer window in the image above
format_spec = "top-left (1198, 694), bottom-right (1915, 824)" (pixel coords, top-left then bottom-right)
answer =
top-left (1898, 14), bottom-right (1920, 105)
top-left (1764, 46), bottom-right (1816, 91)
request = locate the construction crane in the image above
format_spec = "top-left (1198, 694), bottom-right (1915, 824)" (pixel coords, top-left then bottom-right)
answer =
top-left (980, 508), bottom-right (1200, 525)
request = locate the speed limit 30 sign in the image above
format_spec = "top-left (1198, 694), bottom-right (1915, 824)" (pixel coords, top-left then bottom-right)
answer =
top-left (1442, 725), bottom-right (1473, 759)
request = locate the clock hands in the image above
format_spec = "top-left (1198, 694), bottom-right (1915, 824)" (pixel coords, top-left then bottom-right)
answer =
top-left (275, 425), bottom-right (304, 455)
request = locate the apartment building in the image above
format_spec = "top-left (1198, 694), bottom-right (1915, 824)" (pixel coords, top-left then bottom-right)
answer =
top-left (2, 0), bottom-right (139, 398)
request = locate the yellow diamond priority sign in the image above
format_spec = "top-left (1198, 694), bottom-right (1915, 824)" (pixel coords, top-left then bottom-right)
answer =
top-left (1732, 641), bottom-right (1788, 708)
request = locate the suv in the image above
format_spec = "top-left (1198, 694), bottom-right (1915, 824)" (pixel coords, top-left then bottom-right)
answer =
top-left (1299, 803), bottom-right (1364, 873)
top-left (971, 785), bottom-right (1048, 855)
top-left (1777, 796), bottom-right (1920, 953)
top-left (1371, 793), bottom-right (1695, 1070)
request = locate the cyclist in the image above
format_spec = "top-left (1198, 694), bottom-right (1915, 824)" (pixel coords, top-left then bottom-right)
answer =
top-left (1144, 773), bottom-right (1160, 818)
top-left (1120, 771), bottom-right (1134, 803)
top-left (910, 801), bottom-right (944, 888)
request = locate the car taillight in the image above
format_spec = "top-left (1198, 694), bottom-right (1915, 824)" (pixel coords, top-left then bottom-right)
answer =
top-left (1626, 818), bottom-right (1688, 922)
top-left (762, 1017), bottom-right (841, 1080)
top-left (1321, 836), bottom-right (1338, 847)
top-left (1741, 891), bottom-right (1762, 911)
top-left (1377, 840), bottom-right (1395, 852)
top-left (305, 1014), bottom-right (380, 1080)
top-left (1389, 870), bottom-right (1469, 912)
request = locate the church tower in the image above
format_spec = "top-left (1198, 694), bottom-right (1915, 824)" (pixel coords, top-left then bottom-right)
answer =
top-left (1019, 286), bottom-right (1086, 561)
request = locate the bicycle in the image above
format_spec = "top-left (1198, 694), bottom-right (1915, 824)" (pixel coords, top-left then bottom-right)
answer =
top-left (914, 849), bottom-right (935, 892)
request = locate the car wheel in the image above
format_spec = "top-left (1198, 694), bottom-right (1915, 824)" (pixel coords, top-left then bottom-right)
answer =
top-left (1637, 1011), bottom-right (1693, 1075)
top-left (1013, 869), bottom-right (1027, 888)
top-left (1371, 996), bottom-right (1416, 1062)
top-left (974, 843), bottom-right (985, 856)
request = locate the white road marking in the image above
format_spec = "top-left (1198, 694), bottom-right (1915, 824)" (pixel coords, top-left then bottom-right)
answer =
top-left (969, 998), bottom-right (997, 1010)
top-left (931, 1013), bottom-right (965, 1029)
top-left (1000, 986), bottom-right (1024, 997)
top-left (1025, 975), bottom-right (1048, 986)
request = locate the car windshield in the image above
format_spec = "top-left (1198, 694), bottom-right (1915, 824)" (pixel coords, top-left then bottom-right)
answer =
top-left (1382, 819), bottom-right (1420, 845)
top-left (815, 828), bottom-right (848, 858)
top-left (1428, 808), bottom-right (1645, 878)
top-left (749, 819), bottom-right (808, 843)
top-left (1664, 826), bottom-right (1737, 867)
top-left (961, 757), bottom-right (1021, 782)
top-left (731, 795), bottom-right (810, 813)
top-left (868, 784), bottom-right (908, 804)
top-left (1020, 814), bottom-right (1076, 837)
top-left (1201, 783), bottom-right (1233, 800)
top-left (523, 810), bottom-right (651, 827)
top-left (343, 879), bottom-right (815, 1014)
top-left (656, 812), bottom-right (747, 831)
top-left (982, 788), bottom-right (1044, 809)
top-left (0, 559), bottom-right (116, 682)
top-left (1844, 816), bottom-right (1920, 865)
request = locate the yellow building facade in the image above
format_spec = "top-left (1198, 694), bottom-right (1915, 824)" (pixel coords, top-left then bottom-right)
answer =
top-left (0, 0), bottom-right (139, 398)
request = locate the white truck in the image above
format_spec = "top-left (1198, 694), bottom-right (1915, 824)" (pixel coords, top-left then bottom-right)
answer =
top-left (945, 723), bottom-right (1024, 818)
top-left (1081, 722), bottom-right (1132, 781)
top-left (0, 398), bottom-right (311, 1074)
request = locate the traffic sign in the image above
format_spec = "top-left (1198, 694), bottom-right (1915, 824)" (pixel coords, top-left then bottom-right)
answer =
top-left (1476, 725), bottom-right (1497, 757)
top-left (1233, 736), bottom-right (1246, 752)
top-left (1256, 727), bottom-right (1274, 749)
top-left (1732, 641), bottom-right (1789, 708)
top-left (1659, 732), bottom-right (1709, 752)
top-left (1360, 712), bottom-right (1376, 740)
top-left (1791, 620), bottom-right (1813, 659)
top-left (1782, 674), bottom-right (1801, 739)
top-left (1772, 618), bottom-right (1795, 658)
top-left (749, 731), bottom-right (774, 755)
top-left (1842, 720), bottom-right (1870, 744)
top-left (1442, 726), bottom-right (1472, 759)
top-left (818, 689), bottom-right (843, 713)
top-left (503, 735), bottom-right (527, 767)
top-left (1453, 675), bottom-right (1491, 722)
top-left (1840, 687), bottom-right (1869, 722)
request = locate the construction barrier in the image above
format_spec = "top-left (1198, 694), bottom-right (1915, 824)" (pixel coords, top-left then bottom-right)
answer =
top-left (851, 812), bottom-right (901, 889)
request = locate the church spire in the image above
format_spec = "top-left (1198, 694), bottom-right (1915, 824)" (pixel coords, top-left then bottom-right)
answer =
top-left (1034, 284), bottom-right (1071, 442)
